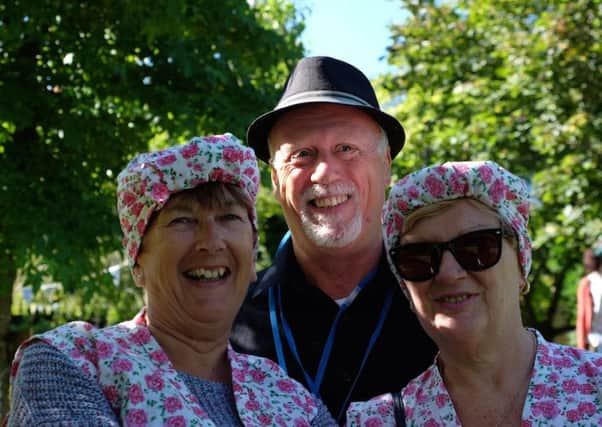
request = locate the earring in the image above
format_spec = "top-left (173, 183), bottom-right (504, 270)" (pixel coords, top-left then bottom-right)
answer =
top-left (520, 279), bottom-right (531, 296)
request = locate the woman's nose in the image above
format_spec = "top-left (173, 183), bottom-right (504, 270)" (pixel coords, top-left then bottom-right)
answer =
top-left (194, 220), bottom-right (226, 252)
top-left (436, 250), bottom-right (467, 281)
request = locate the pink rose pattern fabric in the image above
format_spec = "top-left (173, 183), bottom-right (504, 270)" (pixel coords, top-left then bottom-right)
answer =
top-left (382, 161), bottom-right (533, 285)
top-left (346, 330), bottom-right (602, 426)
top-left (10, 310), bottom-right (319, 427)
top-left (117, 133), bottom-right (260, 266)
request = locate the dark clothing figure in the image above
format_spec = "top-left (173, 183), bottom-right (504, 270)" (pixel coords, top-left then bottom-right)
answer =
top-left (231, 238), bottom-right (436, 421)
top-left (235, 55), bottom-right (437, 423)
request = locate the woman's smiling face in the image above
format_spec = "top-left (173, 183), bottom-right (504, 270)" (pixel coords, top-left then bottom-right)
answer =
top-left (400, 199), bottom-right (523, 344)
top-left (135, 184), bottom-right (256, 331)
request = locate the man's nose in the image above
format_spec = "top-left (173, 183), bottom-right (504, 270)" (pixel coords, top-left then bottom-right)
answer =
top-left (310, 155), bottom-right (341, 184)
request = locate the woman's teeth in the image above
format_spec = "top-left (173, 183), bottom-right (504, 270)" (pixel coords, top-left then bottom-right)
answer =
top-left (438, 294), bottom-right (471, 304)
top-left (185, 267), bottom-right (227, 280)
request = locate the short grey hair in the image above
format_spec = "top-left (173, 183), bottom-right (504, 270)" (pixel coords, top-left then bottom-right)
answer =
top-left (375, 126), bottom-right (388, 155)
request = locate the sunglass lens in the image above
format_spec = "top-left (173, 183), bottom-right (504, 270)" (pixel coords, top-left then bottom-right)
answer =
top-left (452, 229), bottom-right (501, 271)
top-left (393, 244), bottom-right (438, 281)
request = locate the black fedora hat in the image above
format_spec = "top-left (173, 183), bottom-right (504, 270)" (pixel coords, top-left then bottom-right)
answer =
top-left (247, 56), bottom-right (406, 162)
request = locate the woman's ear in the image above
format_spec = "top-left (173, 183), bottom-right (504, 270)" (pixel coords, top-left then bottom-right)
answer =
top-left (407, 294), bottom-right (417, 313)
top-left (400, 282), bottom-right (416, 312)
top-left (132, 265), bottom-right (145, 288)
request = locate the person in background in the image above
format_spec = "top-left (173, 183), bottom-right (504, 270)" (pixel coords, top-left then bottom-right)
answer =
top-left (8, 134), bottom-right (336, 426)
top-left (347, 161), bottom-right (602, 426)
top-left (231, 56), bottom-right (436, 422)
top-left (582, 247), bottom-right (597, 275)
top-left (577, 243), bottom-right (602, 351)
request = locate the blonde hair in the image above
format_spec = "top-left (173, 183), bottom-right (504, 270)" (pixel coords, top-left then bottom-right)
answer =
top-left (403, 199), bottom-right (517, 245)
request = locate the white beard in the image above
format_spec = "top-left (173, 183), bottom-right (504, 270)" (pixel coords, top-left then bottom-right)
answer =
top-left (299, 183), bottom-right (362, 248)
top-left (300, 211), bottom-right (362, 248)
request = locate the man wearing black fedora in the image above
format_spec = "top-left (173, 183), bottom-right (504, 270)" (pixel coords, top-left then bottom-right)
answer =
top-left (231, 56), bottom-right (436, 422)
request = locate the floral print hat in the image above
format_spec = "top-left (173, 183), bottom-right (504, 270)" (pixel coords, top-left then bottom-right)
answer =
top-left (117, 133), bottom-right (260, 266)
top-left (382, 160), bottom-right (533, 284)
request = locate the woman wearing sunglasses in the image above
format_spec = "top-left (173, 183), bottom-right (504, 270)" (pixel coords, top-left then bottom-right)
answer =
top-left (347, 161), bottom-right (602, 426)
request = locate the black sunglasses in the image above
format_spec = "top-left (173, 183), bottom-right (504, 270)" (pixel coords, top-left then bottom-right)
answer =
top-left (390, 228), bottom-right (508, 282)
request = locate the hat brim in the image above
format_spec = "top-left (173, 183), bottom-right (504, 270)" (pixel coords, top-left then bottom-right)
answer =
top-left (247, 100), bottom-right (405, 163)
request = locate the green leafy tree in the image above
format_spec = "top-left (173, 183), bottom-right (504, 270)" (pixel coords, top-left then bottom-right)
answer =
top-left (382, 0), bottom-right (601, 340)
top-left (0, 0), bottom-right (304, 414)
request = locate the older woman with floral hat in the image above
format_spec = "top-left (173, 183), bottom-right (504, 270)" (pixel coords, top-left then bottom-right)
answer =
top-left (347, 161), bottom-right (602, 426)
top-left (8, 134), bottom-right (337, 426)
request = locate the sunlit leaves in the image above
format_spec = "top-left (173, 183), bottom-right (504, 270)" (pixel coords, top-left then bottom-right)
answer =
top-left (1, 0), bottom-right (303, 321)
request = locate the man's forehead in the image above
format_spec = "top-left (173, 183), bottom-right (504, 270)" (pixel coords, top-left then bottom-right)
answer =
top-left (271, 110), bottom-right (380, 145)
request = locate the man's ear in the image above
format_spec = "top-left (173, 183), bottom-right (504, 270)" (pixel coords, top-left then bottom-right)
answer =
top-left (270, 165), bottom-right (282, 202)
top-left (383, 147), bottom-right (392, 187)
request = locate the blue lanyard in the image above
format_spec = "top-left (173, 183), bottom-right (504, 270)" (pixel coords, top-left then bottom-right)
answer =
top-left (336, 288), bottom-right (392, 421)
top-left (268, 263), bottom-right (392, 405)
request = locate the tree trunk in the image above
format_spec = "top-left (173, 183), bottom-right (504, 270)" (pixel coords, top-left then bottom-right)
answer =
top-left (0, 254), bottom-right (16, 419)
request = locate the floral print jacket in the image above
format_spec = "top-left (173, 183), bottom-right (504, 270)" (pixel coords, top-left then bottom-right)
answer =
top-left (346, 330), bottom-right (602, 426)
top-left (10, 310), bottom-right (320, 427)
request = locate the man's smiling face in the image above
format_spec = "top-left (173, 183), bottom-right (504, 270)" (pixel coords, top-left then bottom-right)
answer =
top-left (269, 103), bottom-right (391, 252)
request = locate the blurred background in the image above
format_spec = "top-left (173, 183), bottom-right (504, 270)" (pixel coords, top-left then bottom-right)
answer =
top-left (1, 0), bottom-right (600, 416)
